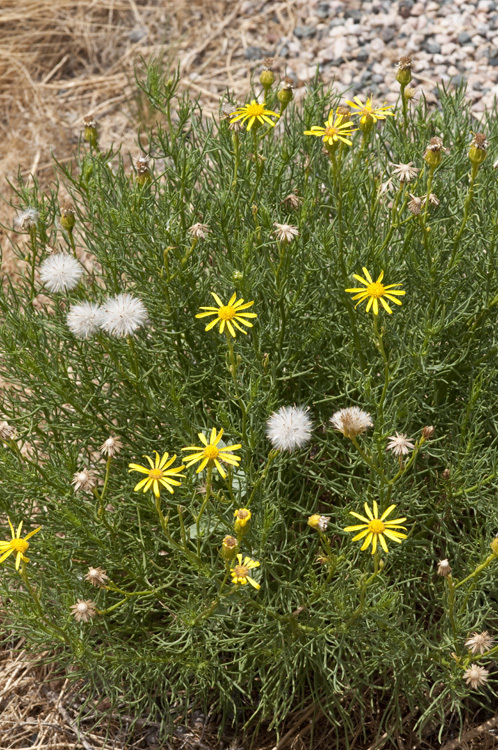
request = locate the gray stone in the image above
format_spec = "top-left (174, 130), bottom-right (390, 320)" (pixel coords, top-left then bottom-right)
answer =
top-left (317, 2), bottom-right (331, 18)
top-left (381, 27), bottom-right (395, 42)
top-left (129, 26), bottom-right (148, 43)
top-left (399, 0), bottom-right (414, 17)
top-left (424, 40), bottom-right (441, 54)
top-left (457, 31), bottom-right (472, 44)
top-left (244, 46), bottom-right (264, 60)
top-left (293, 25), bottom-right (317, 39)
top-left (452, 73), bottom-right (466, 86)
top-left (357, 49), bottom-right (369, 62)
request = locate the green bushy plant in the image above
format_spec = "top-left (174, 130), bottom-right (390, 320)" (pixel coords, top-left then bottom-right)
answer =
top-left (1, 62), bottom-right (498, 746)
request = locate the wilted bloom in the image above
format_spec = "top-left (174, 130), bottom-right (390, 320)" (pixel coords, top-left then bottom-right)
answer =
top-left (188, 223), bottom-right (210, 240)
top-left (331, 407), bottom-right (373, 438)
top-left (83, 115), bottom-right (98, 145)
top-left (442, 468), bottom-right (451, 480)
top-left (422, 426), bottom-right (434, 440)
top-left (304, 110), bottom-right (357, 147)
top-left (308, 515), bottom-right (329, 532)
top-left (273, 223), bottom-right (299, 243)
top-left (221, 535), bottom-right (238, 560)
top-left (0, 519), bottom-right (41, 570)
top-left (14, 208), bottom-right (39, 232)
top-left (463, 664), bottom-right (490, 690)
top-left (424, 136), bottom-right (445, 168)
top-left (196, 292), bottom-right (257, 337)
top-left (386, 433), bottom-right (415, 456)
top-left (70, 599), bottom-right (97, 623)
top-left (494, 157), bottom-right (498, 169)
top-left (99, 436), bottom-right (122, 458)
top-left (281, 193), bottom-right (303, 210)
top-left (465, 632), bottom-right (494, 656)
top-left (422, 193), bottom-right (440, 207)
top-left (60, 203), bottom-right (76, 231)
top-left (266, 405), bottom-right (312, 451)
top-left (396, 55), bottom-right (413, 86)
top-left (230, 100), bottom-right (279, 130)
top-left (231, 553), bottom-right (260, 589)
top-left (100, 293), bottom-right (148, 338)
top-left (344, 501), bottom-right (407, 555)
top-left (0, 420), bottom-right (16, 441)
top-left (234, 508), bottom-right (251, 534)
top-left (85, 566), bottom-right (109, 587)
top-left (391, 162), bottom-right (419, 182)
top-left (277, 77), bottom-right (294, 108)
top-left (182, 427), bottom-right (241, 479)
top-left (437, 559), bottom-right (452, 576)
top-left (40, 253), bottom-right (83, 293)
top-left (72, 469), bottom-right (97, 493)
top-left (469, 132), bottom-right (488, 165)
top-left (129, 451), bottom-right (185, 498)
top-left (345, 95), bottom-right (395, 130)
top-left (66, 302), bottom-right (103, 339)
top-left (408, 194), bottom-right (423, 215)
top-left (346, 267), bottom-right (405, 315)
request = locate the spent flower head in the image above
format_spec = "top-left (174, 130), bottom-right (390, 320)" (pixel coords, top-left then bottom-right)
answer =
top-left (465, 632), bottom-right (494, 656)
top-left (344, 502), bottom-right (407, 555)
top-left (70, 599), bottom-right (97, 623)
top-left (85, 566), bottom-right (109, 588)
top-left (345, 267), bottom-right (405, 315)
top-left (273, 223), bottom-right (299, 243)
top-left (266, 405), bottom-right (312, 452)
top-left (308, 515), bottom-right (329, 532)
top-left (386, 433), bottom-right (415, 456)
top-left (0, 420), bottom-right (17, 441)
top-left (182, 428), bottom-right (241, 479)
top-left (99, 436), bottom-right (122, 458)
top-left (391, 162), bottom-right (419, 182)
top-left (437, 559), bottom-right (452, 576)
top-left (66, 302), bottom-right (103, 340)
top-left (231, 554), bottom-right (260, 590)
top-left (14, 208), bottom-right (39, 232)
top-left (229, 100), bottom-right (279, 131)
top-left (331, 407), bottom-right (373, 439)
top-left (72, 468), bottom-right (97, 493)
top-left (188, 223), bottom-right (210, 240)
top-left (196, 292), bottom-right (257, 337)
top-left (129, 451), bottom-right (185, 498)
top-left (100, 294), bottom-right (148, 338)
top-left (40, 253), bottom-right (83, 293)
top-left (0, 519), bottom-right (41, 571)
top-left (463, 665), bottom-right (489, 690)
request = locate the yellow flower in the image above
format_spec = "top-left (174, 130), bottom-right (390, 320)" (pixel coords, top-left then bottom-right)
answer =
top-left (344, 501), bottom-right (407, 555)
top-left (129, 451), bottom-right (185, 498)
top-left (0, 519), bottom-right (41, 570)
top-left (196, 292), bottom-right (257, 337)
top-left (230, 100), bottom-right (280, 131)
top-left (231, 553), bottom-right (261, 589)
top-left (304, 110), bottom-right (357, 146)
top-left (345, 95), bottom-right (395, 125)
top-left (345, 267), bottom-right (405, 315)
top-left (234, 508), bottom-right (251, 534)
top-left (182, 427), bottom-right (241, 479)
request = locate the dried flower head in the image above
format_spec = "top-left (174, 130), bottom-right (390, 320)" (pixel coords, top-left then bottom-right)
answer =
top-left (422, 425), bottom-right (435, 439)
top-left (493, 157), bottom-right (498, 169)
top-left (424, 136), bottom-right (446, 168)
top-left (408, 194), bottom-right (423, 215)
top-left (100, 293), bottom-right (148, 338)
top-left (465, 632), bottom-right (494, 656)
top-left (188, 223), bottom-right (210, 240)
top-left (262, 57), bottom-right (274, 71)
top-left (60, 203), bottom-right (75, 232)
top-left (266, 405), bottom-right (313, 451)
top-left (70, 599), bottom-right (97, 623)
top-left (99, 436), bottom-right (122, 458)
top-left (40, 253), bottom-right (83, 293)
top-left (66, 302), bottom-right (103, 340)
top-left (280, 76), bottom-right (294, 91)
top-left (426, 136), bottom-right (444, 152)
top-left (85, 566), bottom-right (109, 588)
top-left (469, 132), bottom-right (488, 166)
top-left (398, 55), bottom-right (413, 71)
top-left (72, 468), bottom-right (97, 493)
top-left (135, 155), bottom-right (151, 174)
top-left (221, 535), bottom-right (238, 560)
top-left (83, 115), bottom-right (97, 129)
top-left (0, 421), bottom-right (16, 441)
top-left (14, 208), bottom-right (39, 232)
top-left (422, 193), bottom-right (440, 207)
top-left (331, 407), bottom-right (373, 438)
top-left (391, 162), bottom-right (419, 182)
top-left (386, 433), bottom-right (415, 456)
top-left (471, 132), bottom-right (488, 150)
top-left (281, 193), bottom-right (303, 210)
top-left (273, 223), bottom-right (299, 243)
top-left (463, 664), bottom-right (489, 690)
top-left (442, 468), bottom-right (451, 480)
top-left (437, 559), bottom-right (452, 576)
top-left (308, 515), bottom-right (329, 532)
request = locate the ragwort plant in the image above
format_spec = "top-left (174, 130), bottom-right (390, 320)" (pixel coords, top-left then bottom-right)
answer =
top-left (1, 57), bottom-right (498, 746)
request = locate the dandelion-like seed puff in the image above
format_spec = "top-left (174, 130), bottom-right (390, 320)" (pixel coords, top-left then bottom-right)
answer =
top-left (129, 451), bottom-right (185, 498)
top-left (345, 267), bottom-right (405, 315)
top-left (182, 428), bottom-right (241, 479)
top-left (344, 501), bottom-right (407, 555)
top-left (0, 519), bottom-right (41, 570)
top-left (229, 100), bottom-right (279, 131)
top-left (196, 292), bottom-right (257, 337)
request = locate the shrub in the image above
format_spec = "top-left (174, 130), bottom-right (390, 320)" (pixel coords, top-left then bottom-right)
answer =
top-left (1, 63), bottom-right (498, 745)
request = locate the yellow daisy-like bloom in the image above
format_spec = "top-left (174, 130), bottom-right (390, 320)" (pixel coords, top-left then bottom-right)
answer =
top-left (196, 292), bottom-right (257, 337)
top-left (304, 110), bottom-right (357, 146)
top-left (345, 267), bottom-right (405, 315)
top-left (182, 427), bottom-right (241, 479)
top-left (128, 451), bottom-right (185, 498)
top-left (231, 553), bottom-right (261, 590)
top-left (344, 501), bottom-right (407, 555)
top-left (345, 95), bottom-right (395, 125)
top-left (229, 99), bottom-right (280, 131)
top-left (0, 519), bottom-right (41, 570)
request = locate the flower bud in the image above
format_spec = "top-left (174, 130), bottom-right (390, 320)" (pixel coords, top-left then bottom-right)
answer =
top-left (83, 115), bottom-right (98, 147)
top-left (359, 114), bottom-right (375, 134)
top-left (422, 426), bottom-right (434, 440)
top-left (424, 137), bottom-right (444, 169)
top-left (490, 536), bottom-right (498, 556)
top-left (260, 70), bottom-right (275, 89)
top-left (437, 559), bottom-right (452, 576)
top-left (60, 203), bottom-right (75, 232)
top-left (220, 535), bottom-right (238, 561)
top-left (308, 515), bottom-right (329, 532)
top-left (468, 133), bottom-right (488, 166)
top-left (396, 56), bottom-right (413, 86)
top-left (232, 270), bottom-right (244, 283)
top-left (234, 508), bottom-right (251, 536)
top-left (135, 155), bottom-right (152, 186)
top-left (277, 78), bottom-right (294, 110)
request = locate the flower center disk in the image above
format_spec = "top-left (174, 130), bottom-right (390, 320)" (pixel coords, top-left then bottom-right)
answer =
top-left (368, 519), bottom-right (385, 534)
top-left (204, 445), bottom-right (220, 459)
top-left (11, 539), bottom-right (29, 553)
top-left (246, 103), bottom-right (265, 117)
top-left (233, 565), bottom-right (249, 578)
top-left (218, 305), bottom-right (236, 321)
top-left (366, 282), bottom-right (385, 299)
top-left (149, 469), bottom-right (163, 480)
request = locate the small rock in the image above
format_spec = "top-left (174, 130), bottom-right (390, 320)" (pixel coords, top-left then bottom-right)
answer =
top-left (293, 25), bottom-right (316, 39)
top-left (357, 48), bottom-right (369, 62)
top-left (457, 31), bottom-right (472, 44)
top-left (244, 46), bottom-right (264, 60)
top-left (381, 27), bottom-right (395, 42)
top-left (317, 2), bottom-right (331, 18)
top-left (424, 40), bottom-right (442, 54)
top-left (129, 26), bottom-right (148, 43)
top-left (399, 0), bottom-right (414, 17)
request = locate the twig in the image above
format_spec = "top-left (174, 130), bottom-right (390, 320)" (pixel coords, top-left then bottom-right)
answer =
top-left (440, 715), bottom-right (498, 750)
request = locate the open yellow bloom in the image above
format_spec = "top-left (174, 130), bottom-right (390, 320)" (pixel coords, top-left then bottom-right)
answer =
top-left (304, 110), bottom-right (357, 146)
top-left (345, 267), bottom-right (405, 315)
top-left (129, 451), bottom-right (185, 498)
top-left (196, 292), bottom-right (257, 337)
top-left (231, 553), bottom-right (261, 589)
top-left (344, 502), bottom-right (407, 555)
top-left (182, 427), bottom-right (241, 479)
top-left (0, 519), bottom-right (41, 570)
top-left (230, 100), bottom-right (280, 131)
top-left (345, 95), bottom-right (395, 125)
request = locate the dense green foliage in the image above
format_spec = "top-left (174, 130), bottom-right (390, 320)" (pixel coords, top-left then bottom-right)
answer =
top-left (1, 66), bottom-right (498, 746)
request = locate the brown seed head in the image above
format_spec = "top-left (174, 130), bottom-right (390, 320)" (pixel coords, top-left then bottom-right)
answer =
top-left (85, 566), bottom-right (109, 588)
top-left (442, 468), bottom-right (450, 480)
top-left (422, 425), bottom-right (434, 440)
top-left (70, 599), bottom-right (97, 623)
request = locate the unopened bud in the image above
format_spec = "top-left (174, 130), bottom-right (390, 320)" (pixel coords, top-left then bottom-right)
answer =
top-left (422, 426), bottom-right (434, 440)
top-left (277, 78), bottom-right (294, 110)
top-left (396, 56), bottom-right (413, 86)
top-left (468, 133), bottom-right (488, 166)
top-left (437, 559), bottom-right (452, 576)
top-left (424, 137), bottom-right (444, 169)
top-left (220, 535), bottom-right (238, 561)
top-left (60, 203), bottom-right (75, 232)
top-left (83, 115), bottom-right (98, 147)
top-left (260, 69), bottom-right (275, 89)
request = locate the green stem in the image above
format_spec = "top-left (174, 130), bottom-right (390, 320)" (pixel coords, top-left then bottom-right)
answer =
top-left (350, 436), bottom-right (385, 480)
top-left (67, 230), bottom-right (77, 259)
top-left (249, 128), bottom-right (264, 204)
top-left (192, 572), bottom-right (234, 625)
top-left (400, 84), bottom-right (408, 135)
top-left (231, 131), bottom-right (240, 189)
top-left (454, 553), bottom-right (496, 590)
top-left (195, 465), bottom-right (213, 555)
top-left (446, 574), bottom-right (458, 646)
top-left (246, 450), bottom-right (278, 508)
top-left (449, 161), bottom-right (479, 267)
top-left (345, 552), bottom-right (381, 627)
top-left (28, 225), bottom-right (38, 303)
top-left (20, 563), bottom-right (71, 645)
top-left (226, 333), bottom-right (247, 443)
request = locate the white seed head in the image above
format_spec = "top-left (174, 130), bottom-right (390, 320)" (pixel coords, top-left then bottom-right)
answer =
top-left (70, 599), bottom-right (97, 622)
top-left (465, 631), bottom-right (494, 656)
top-left (188, 223), bottom-right (210, 240)
top-left (386, 432), bottom-right (415, 456)
top-left (85, 566), bottom-right (109, 588)
top-left (66, 302), bottom-right (103, 339)
top-left (72, 468), bottom-right (97, 493)
top-left (331, 407), bottom-right (373, 439)
top-left (266, 405), bottom-right (312, 451)
top-left (273, 223), bottom-right (300, 243)
top-left (14, 208), bottom-right (39, 232)
top-left (463, 664), bottom-right (489, 689)
top-left (391, 162), bottom-right (419, 182)
top-left (99, 293), bottom-right (148, 338)
top-left (39, 253), bottom-right (83, 293)
top-left (0, 420), bottom-right (16, 441)
top-left (99, 436), bottom-right (122, 458)
top-left (437, 559), bottom-right (452, 576)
